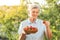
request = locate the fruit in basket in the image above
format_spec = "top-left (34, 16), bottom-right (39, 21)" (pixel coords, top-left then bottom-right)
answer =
top-left (31, 27), bottom-right (38, 33)
top-left (24, 26), bottom-right (31, 34)
top-left (24, 26), bottom-right (38, 34)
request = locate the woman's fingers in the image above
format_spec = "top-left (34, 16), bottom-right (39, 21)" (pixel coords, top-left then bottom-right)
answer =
top-left (43, 20), bottom-right (50, 26)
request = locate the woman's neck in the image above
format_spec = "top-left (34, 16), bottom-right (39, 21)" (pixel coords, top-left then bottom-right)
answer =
top-left (29, 17), bottom-right (36, 23)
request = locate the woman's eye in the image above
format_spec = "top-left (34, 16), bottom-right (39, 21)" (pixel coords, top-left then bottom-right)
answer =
top-left (32, 11), bottom-right (35, 13)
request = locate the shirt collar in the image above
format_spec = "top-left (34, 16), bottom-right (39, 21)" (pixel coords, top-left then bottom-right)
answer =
top-left (27, 18), bottom-right (38, 24)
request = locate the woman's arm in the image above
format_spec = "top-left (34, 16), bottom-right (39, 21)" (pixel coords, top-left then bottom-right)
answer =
top-left (18, 22), bottom-right (30, 40)
top-left (18, 33), bottom-right (26, 40)
top-left (18, 22), bottom-right (26, 40)
top-left (43, 21), bottom-right (52, 40)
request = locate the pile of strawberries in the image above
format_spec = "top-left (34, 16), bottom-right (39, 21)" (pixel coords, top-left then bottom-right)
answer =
top-left (24, 26), bottom-right (38, 34)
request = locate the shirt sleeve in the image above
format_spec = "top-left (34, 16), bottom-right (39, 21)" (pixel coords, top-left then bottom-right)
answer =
top-left (42, 20), bottom-right (46, 32)
top-left (44, 24), bottom-right (46, 32)
top-left (18, 22), bottom-right (24, 35)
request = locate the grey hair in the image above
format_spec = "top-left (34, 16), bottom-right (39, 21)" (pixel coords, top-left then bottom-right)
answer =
top-left (27, 3), bottom-right (40, 11)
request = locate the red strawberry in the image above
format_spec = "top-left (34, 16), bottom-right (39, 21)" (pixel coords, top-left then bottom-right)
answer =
top-left (31, 27), bottom-right (38, 33)
top-left (43, 20), bottom-right (45, 24)
top-left (30, 26), bottom-right (32, 28)
top-left (32, 27), bottom-right (36, 30)
top-left (24, 26), bottom-right (31, 34)
top-left (24, 28), bottom-right (28, 31)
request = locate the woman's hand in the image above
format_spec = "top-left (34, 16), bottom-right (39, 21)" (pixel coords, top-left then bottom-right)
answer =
top-left (43, 20), bottom-right (50, 27)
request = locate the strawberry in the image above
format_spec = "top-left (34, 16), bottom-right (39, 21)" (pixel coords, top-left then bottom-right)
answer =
top-left (30, 26), bottom-right (32, 28)
top-left (24, 26), bottom-right (29, 31)
top-left (30, 26), bottom-right (33, 30)
top-left (43, 20), bottom-right (46, 24)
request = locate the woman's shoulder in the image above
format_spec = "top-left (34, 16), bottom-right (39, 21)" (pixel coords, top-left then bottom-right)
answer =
top-left (20, 19), bottom-right (28, 24)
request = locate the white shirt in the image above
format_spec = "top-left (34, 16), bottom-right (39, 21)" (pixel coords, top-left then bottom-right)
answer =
top-left (18, 18), bottom-right (46, 40)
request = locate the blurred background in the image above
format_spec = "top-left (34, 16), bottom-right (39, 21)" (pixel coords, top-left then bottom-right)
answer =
top-left (0, 0), bottom-right (60, 40)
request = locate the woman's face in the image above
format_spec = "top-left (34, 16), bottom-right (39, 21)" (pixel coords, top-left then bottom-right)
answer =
top-left (29, 8), bottom-right (39, 19)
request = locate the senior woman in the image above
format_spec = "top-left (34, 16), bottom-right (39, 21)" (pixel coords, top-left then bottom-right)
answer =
top-left (18, 3), bottom-right (52, 40)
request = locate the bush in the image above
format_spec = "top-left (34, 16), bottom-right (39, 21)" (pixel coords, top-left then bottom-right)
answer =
top-left (0, 1), bottom-right (60, 40)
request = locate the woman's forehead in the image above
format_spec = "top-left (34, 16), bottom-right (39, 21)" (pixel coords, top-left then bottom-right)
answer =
top-left (31, 8), bottom-right (39, 12)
